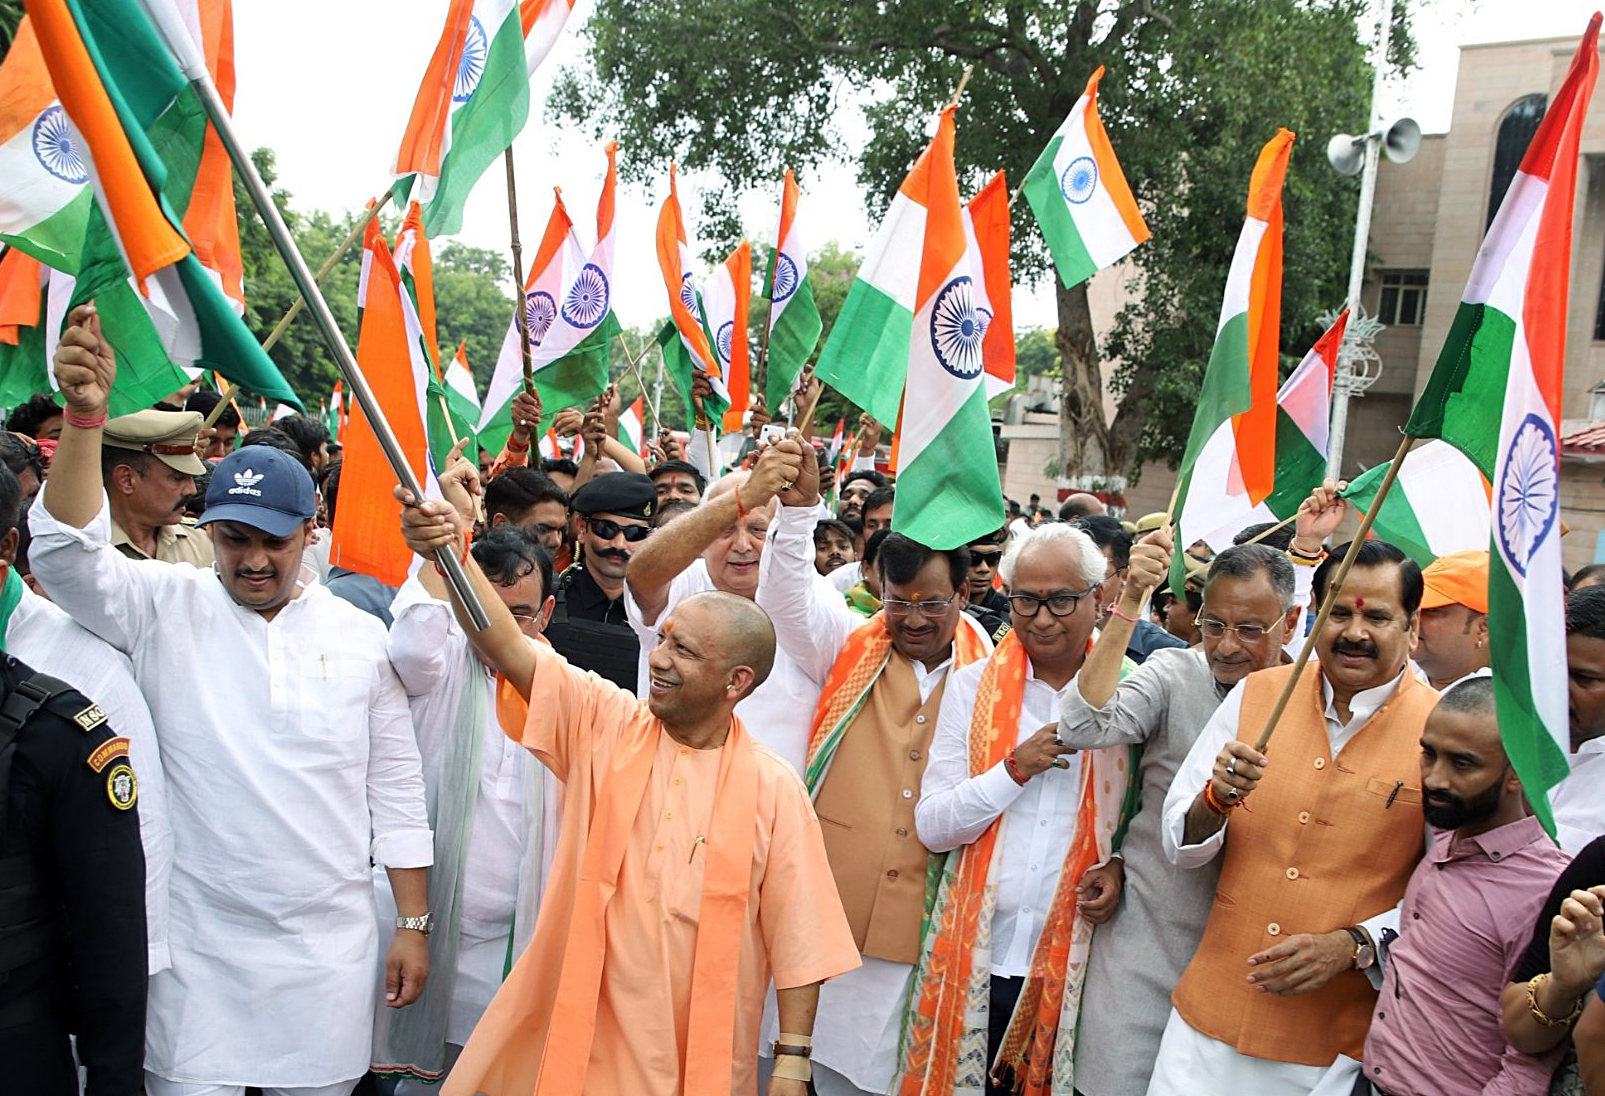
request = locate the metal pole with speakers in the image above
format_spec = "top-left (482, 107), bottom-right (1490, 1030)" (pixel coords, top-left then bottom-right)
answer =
top-left (1324, 0), bottom-right (1420, 481)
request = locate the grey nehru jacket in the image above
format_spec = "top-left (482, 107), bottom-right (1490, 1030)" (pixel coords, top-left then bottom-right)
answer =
top-left (1058, 645), bottom-right (1230, 1096)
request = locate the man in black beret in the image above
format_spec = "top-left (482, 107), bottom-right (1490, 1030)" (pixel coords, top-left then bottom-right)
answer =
top-left (545, 472), bottom-right (657, 692)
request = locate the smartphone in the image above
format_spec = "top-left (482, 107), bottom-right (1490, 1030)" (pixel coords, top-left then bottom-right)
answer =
top-left (759, 423), bottom-right (788, 447)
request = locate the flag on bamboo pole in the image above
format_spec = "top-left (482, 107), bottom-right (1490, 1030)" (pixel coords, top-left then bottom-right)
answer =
top-left (704, 240), bottom-right (752, 432)
top-left (1339, 440), bottom-right (1491, 567)
top-left (1020, 66), bottom-right (1150, 289)
top-left (826, 416), bottom-right (845, 462)
top-left (1167, 128), bottom-right (1293, 584)
top-left (393, 201), bottom-right (468, 474)
top-left (887, 106), bottom-right (1002, 549)
top-left (1173, 308), bottom-right (1344, 579)
top-left (330, 219), bottom-right (432, 586)
top-left (444, 339), bottom-right (481, 437)
top-left (0, 17), bottom-right (92, 271)
top-left (617, 394), bottom-right (644, 455)
top-left (763, 169), bottom-right (822, 410)
top-left (1400, 15), bottom-right (1599, 835)
top-left (391, 0), bottom-right (577, 237)
top-left (655, 164), bottom-right (729, 419)
top-left (965, 170), bottom-right (1016, 398)
top-left (477, 142), bottom-right (620, 455)
top-left (25, 0), bottom-right (300, 410)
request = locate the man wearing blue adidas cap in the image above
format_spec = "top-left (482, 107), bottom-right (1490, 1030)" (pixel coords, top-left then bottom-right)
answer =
top-left (29, 303), bottom-right (434, 1096)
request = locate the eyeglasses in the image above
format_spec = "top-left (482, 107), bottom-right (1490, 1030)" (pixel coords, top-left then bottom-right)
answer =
top-left (510, 612), bottom-right (542, 627)
top-left (969, 549), bottom-right (1004, 565)
top-left (1008, 585), bottom-right (1098, 618)
top-left (1194, 616), bottom-right (1275, 642)
top-left (587, 517), bottom-right (651, 542)
top-left (881, 594), bottom-right (961, 617)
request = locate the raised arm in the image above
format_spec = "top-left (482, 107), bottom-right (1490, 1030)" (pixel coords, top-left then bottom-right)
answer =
top-left (1078, 527), bottom-right (1170, 710)
top-left (625, 439), bottom-right (801, 624)
top-left (42, 303), bottom-right (114, 530)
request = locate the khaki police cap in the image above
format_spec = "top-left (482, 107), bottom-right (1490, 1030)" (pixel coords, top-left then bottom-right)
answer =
top-left (101, 409), bottom-right (207, 476)
top-left (1134, 511), bottom-right (1169, 534)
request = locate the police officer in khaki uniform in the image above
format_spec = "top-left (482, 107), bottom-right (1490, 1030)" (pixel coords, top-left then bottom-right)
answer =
top-left (0, 651), bottom-right (146, 1094)
top-left (545, 472), bottom-right (655, 692)
top-left (101, 409), bottom-right (213, 566)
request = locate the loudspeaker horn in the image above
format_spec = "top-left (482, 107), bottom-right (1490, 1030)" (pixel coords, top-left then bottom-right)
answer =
top-left (1326, 133), bottom-right (1365, 176)
top-left (1383, 117), bottom-right (1421, 165)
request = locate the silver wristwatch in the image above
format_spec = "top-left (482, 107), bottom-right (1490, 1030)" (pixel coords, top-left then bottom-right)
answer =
top-left (395, 912), bottom-right (433, 936)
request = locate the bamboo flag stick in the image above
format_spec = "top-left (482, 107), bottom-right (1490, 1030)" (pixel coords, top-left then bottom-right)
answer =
top-left (1180, 512), bottom-right (1301, 579)
top-left (948, 64), bottom-right (975, 109)
top-left (201, 196), bottom-right (389, 433)
top-left (503, 148), bottom-right (535, 390)
top-left (1252, 433), bottom-right (1418, 752)
top-left (616, 333), bottom-right (663, 437)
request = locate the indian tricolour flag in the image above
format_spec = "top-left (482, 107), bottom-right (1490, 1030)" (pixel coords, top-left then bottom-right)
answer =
top-left (813, 137), bottom-right (934, 427)
top-left (1176, 308), bottom-right (1345, 559)
top-left (655, 163), bottom-right (729, 417)
top-left (704, 240), bottom-right (752, 432)
top-left (1341, 440), bottom-right (1490, 567)
top-left (27, 0), bottom-right (299, 410)
top-left (617, 394), bottom-right (644, 455)
top-left (477, 142), bottom-right (619, 455)
top-left (0, 17), bottom-right (91, 271)
top-left (1020, 66), bottom-right (1150, 289)
top-left (391, 0), bottom-right (577, 237)
top-left (393, 202), bottom-right (465, 477)
top-left (889, 106), bottom-right (1002, 550)
top-left (445, 340), bottom-right (481, 432)
top-left (1169, 129), bottom-right (1292, 588)
top-left (1401, 15), bottom-right (1599, 835)
top-left (763, 169), bottom-right (822, 409)
top-left (965, 170), bottom-right (1016, 399)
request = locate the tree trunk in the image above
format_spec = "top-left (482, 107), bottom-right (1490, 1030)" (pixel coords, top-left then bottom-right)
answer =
top-left (1053, 278), bottom-right (1125, 495)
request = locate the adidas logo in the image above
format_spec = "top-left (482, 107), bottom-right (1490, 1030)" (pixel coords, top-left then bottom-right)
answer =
top-left (228, 468), bottom-right (265, 497)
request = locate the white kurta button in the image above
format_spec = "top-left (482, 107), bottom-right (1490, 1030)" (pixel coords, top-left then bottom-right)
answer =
top-left (916, 714), bottom-right (927, 724)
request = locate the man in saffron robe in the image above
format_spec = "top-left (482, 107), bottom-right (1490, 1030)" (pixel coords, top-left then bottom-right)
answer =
top-left (396, 473), bottom-right (860, 1096)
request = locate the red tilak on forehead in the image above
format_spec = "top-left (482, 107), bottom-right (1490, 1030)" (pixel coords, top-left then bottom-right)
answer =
top-left (1354, 597), bottom-right (1365, 609)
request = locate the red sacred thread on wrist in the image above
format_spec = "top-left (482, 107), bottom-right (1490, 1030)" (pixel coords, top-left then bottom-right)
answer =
top-left (1005, 752), bottom-right (1028, 785)
top-left (432, 529), bottom-right (473, 578)
top-left (1202, 779), bottom-right (1239, 816)
top-left (63, 408), bottom-right (107, 430)
top-left (1108, 604), bottom-right (1140, 625)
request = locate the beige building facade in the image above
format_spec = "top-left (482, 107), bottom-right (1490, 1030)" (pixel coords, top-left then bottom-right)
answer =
top-left (1001, 32), bottom-right (1605, 570)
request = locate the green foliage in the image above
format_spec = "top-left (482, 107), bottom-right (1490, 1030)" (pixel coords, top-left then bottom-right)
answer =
top-left (1014, 327), bottom-right (1062, 379)
top-left (553, 0), bottom-right (1412, 477)
top-left (0, 2), bottom-right (21, 52)
top-left (433, 242), bottom-right (513, 392)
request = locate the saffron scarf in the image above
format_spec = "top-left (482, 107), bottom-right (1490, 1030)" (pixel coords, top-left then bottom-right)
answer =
top-left (532, 705), bottom-right (759, 1096)
top-left (804, 611), bottom-right (990, 791)
top-left (894, 633), bottom-right (1135, 1096)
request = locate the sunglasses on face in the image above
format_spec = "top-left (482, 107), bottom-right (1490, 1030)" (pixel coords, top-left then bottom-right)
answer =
top-left (588, 518), bottom-right (651, 543)
top-left (969, 549), bottom-right (1003, 566)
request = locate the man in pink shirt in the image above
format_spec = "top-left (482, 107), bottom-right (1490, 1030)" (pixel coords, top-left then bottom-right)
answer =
top-left (1362, 676), bottom-right (1570, 1096)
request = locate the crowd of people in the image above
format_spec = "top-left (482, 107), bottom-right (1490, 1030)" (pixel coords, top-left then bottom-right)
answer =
top-left (5, 303), bottom-right (1605, 1096)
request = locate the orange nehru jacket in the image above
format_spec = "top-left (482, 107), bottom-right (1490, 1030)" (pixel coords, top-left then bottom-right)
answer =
top-left (1171, 664), bottom-right (1434, 1065)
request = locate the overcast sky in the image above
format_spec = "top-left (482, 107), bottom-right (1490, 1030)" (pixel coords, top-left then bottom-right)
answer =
top-left (229, 0), bottom-right (1600, 334)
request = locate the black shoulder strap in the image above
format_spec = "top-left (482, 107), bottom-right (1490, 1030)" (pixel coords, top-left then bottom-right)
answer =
top-left (0, 672), bottom-right (78, 825)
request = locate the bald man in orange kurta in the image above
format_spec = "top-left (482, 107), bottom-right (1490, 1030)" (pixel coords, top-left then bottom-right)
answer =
top-left (399, 472), bottom-right (859, 1096)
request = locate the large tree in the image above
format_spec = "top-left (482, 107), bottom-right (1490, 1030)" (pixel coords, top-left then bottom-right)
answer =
top-left (552, 0), bottom-right (1413, 487)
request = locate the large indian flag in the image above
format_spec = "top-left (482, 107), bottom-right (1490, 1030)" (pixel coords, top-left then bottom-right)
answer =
top-left (655, 164), bottom-right (728, 417)
top-left (1402, 15), bottom-right (1599, 835)
top-left (703, 240), bottom-right (752, 432)
top-left (1176, 308), bottom-right (1345, 558)
top-left (762, 169), bottom-right (822, 409)
top-left (477, 142), bottom-right (619, 454)
top-left (1020, 66), bottom-right (1150, 289)
top-left (27, 0), bottom-right (299, 408)
top-left (0, 17), bottom-right (92, 271)
top-left (1169, 129), bottom-right (1292, 585)
top-left (1341, 439), bottom-right (1490, 567)
top-left (391, 0), bottom-right (577, 237)
top-left (889, 106), bottom-right (1002, 549)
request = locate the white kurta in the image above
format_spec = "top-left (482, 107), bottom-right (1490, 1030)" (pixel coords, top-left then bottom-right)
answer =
top-left (1551, 735), bottom-right (1605, 856)
top-left (624, 556), bottom-right (826, 775)
top-left (375, 576), bottom-right (559, 1051)
top-left (917, 659), bottom-right (1084, 977)
top-left (29, 489), bottom-right (432, 1089)
top-left (1148, 670), bottom-right (1414, 1096)
top-left (7, 586), bottom-right (173, 974)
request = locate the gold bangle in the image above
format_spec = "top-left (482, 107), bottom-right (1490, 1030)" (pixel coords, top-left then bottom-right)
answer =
top-left (1526, 973), bottom-right (1586, 1028)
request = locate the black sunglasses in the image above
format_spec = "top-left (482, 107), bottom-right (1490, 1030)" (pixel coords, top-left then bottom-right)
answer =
top-left (588, 517), bottom-right (651, 543)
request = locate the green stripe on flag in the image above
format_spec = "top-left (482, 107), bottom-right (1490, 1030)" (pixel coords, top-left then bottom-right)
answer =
top-left (1022, 138), bottom-right (1099, 289)
top-left (0, 319), bottom-right (48, 411)
top-left (1489, 561), bottom-right (1572, 836)
top-left (813, 280), bottom-right (910, 427)
top-left (1340, 465), bottom-right (1436, 567)
top-left (764, 248), bottom-right (821, 411)
top-left (0, 191), bottom-right (92, 274)
top-left (479, 314), bottom-right (619, 455)
top-left (1178, 311), bottom-right (1252, 473)
top-left (1403, 302), bottom-right (1516, 479)
top-left (1263, 407), bottom-right (1327, 518)
top-left (891, 387), bottom-right (1003, 550)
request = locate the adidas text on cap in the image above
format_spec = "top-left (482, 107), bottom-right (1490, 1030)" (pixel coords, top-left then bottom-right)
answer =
top-left (196, 448), bottom-right (317, 537)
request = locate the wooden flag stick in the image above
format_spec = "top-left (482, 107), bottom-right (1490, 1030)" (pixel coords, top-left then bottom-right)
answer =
top-left (948, 64), bottom-right (975, 110)
top-left (203, 195), bottom-right (391, 432)
top-left (503, 148), bottom-right (535, 390)
top-left (616, 332), bottom-right (663, 437)
top-left (1252, 433), bottom-right (1418, 752)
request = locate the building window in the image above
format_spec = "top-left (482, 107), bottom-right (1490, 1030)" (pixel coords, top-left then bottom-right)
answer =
top-left (1488, 95), bottom-right (1547, 229)
top-left (1377, 270), bottom-right (1429, 326)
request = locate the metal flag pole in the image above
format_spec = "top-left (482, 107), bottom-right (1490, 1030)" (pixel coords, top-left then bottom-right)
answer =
top-left (181, 72), bottom-right (490, 627)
